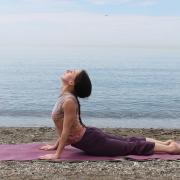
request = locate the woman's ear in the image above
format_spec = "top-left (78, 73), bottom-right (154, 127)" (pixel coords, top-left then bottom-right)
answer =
top-left (69, 80), bottom-right (75, 86)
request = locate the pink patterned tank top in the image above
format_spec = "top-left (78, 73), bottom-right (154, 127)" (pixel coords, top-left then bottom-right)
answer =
top-left (51, 92), bottom-right (86, 144)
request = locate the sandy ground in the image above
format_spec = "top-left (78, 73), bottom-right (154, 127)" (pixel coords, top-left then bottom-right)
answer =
top-left (0, 127), bottom-right (180, 180)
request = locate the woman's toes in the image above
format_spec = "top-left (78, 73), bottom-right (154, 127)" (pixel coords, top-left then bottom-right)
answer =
top-left (165, 139), bottom-right (175, 145)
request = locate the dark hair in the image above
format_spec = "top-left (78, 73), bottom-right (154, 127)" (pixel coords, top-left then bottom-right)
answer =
top-left (74, 70), bottom-right (92, 98)
top-left (73, 70), bottom-right (92, 127)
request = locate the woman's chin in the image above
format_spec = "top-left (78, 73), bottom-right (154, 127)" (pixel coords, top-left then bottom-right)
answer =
top-left (61, 77), bottom-right (68, 84)
top-left (60, 75), bottom-right (64, 81)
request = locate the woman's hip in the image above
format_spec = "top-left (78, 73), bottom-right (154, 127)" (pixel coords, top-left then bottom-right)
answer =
top-left (71, 126), bottom-right (106, 151)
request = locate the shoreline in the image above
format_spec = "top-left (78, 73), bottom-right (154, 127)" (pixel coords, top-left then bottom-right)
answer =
top-left (0, 127), bottom-right (180, 180)
top-left (1, 116), bottom-right (180, 129)
top-left (0, 127), bottom-right (180, 144)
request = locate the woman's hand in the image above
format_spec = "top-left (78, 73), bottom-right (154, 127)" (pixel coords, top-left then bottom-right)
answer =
top-left (39, 144), bottom-right (57, 151)
top-left (39, 153), bottom-right (59, 160)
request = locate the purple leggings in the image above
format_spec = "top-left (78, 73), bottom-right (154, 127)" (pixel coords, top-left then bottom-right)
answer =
top-left (71, 127), bottom-right (155, 156)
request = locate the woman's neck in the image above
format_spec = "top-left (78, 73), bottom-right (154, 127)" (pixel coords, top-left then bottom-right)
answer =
top-left (60, 85), bottom-right (73, 96)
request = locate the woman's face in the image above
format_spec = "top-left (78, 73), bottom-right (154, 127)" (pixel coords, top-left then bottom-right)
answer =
top-left (61, 69), bottom-right (80, 85)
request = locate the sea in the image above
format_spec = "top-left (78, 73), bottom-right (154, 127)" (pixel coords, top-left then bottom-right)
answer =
top-left (0, 46), bottom-right (180, 128)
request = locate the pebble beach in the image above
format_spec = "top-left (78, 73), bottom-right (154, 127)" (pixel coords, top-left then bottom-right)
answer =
top-left (0, 127), bottom-right (180, 180)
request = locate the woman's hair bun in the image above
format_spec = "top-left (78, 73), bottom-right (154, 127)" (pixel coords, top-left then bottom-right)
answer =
top-left (74, 70), bottom-right (92, 98)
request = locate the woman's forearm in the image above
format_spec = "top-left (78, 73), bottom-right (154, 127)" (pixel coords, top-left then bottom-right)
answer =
top-left (53, 121), bottom-right (62, 149)
top-left (53, 137), bottom-right (60, 149)
top-left (55, 132), bottom-right (69, 157)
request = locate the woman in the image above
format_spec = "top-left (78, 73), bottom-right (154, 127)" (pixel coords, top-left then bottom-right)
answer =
top-left (39, 69), bottom-right (180, 160)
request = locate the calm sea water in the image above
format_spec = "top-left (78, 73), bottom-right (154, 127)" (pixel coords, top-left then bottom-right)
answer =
top-left (0, 46), bottom-right (180, 128)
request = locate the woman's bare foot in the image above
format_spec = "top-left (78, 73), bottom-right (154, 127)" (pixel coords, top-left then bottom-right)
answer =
top-left (169, 142), bottom-right (180, 154)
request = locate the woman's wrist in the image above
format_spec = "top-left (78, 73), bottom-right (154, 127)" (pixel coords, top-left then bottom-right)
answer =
top-left (54, 153), bottom-right (60, 159)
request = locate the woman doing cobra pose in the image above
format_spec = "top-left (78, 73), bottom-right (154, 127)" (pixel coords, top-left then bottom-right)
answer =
top-left (39, 69), bottom-right (180, 160)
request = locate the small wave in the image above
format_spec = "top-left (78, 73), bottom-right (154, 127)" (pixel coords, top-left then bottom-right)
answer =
top-left (0, 110), bottom-right (51, 117)
top-left (1, 109), bottom-right (179, 119)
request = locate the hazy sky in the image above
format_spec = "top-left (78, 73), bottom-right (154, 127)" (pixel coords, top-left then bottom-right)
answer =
top-left (0, 0), bottom-right (180, 48)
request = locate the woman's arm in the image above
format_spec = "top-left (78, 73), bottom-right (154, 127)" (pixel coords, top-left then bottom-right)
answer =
top-left (55, 99), bottom-right (76, 157)
top-left (39, 99), bottom-right (76, 159)
top-left (40, 117), bottom-right (62, 151)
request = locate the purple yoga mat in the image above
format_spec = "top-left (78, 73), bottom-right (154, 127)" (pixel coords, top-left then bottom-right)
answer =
top-left (0, 142), bottom-right (180, 161)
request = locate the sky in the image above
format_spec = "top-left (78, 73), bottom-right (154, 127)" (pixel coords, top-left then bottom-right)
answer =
top-left (0, 0), bottom-right (180, 48)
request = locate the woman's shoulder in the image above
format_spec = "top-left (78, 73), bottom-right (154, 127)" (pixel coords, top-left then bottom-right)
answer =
top-left (62, 93), bottom-right (78, 107)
